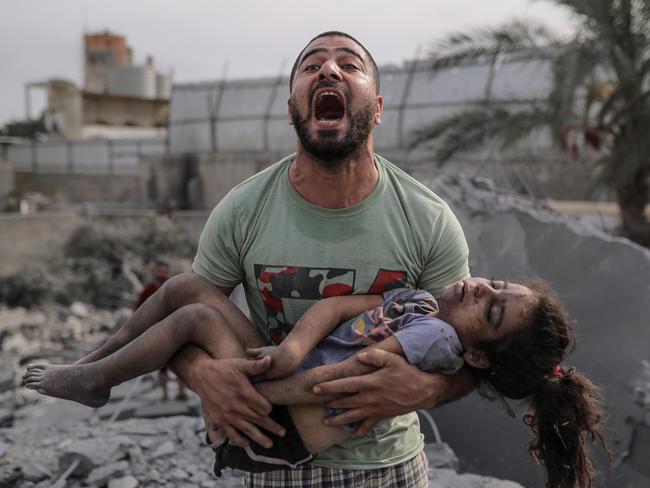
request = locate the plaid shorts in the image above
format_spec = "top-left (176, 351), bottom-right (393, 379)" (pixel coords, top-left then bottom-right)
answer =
top-left (242, 450), bottom-right (429, 488)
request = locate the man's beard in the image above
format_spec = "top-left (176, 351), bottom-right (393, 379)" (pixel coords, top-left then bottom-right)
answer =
top-left (289, 94), bottom-right (376, 168)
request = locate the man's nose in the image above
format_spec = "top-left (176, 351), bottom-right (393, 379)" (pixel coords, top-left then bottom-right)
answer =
top-left (319, 60), bottom-right (343, 82)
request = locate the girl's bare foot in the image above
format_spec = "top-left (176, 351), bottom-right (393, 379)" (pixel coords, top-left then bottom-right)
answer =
top-left (22, 363), bottom-right (110, 408)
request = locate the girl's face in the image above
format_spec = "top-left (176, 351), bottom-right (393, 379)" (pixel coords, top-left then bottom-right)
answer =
top-left (437, 278), bottom-right (538, 355)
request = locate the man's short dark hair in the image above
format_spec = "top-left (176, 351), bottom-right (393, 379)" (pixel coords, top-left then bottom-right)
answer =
top-left (289, 31), bottom-right (380, 94)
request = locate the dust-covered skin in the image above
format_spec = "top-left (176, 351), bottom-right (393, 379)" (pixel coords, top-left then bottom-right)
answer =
top-left (23, 363), bottom-right (110, 408)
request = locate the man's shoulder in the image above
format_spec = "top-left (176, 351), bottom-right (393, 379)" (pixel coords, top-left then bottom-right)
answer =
top-left (226, 154), bottom-right (294, 202)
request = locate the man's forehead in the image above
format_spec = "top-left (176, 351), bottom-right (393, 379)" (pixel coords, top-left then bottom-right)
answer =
top-left (299, 35), bottom-right (365, 62)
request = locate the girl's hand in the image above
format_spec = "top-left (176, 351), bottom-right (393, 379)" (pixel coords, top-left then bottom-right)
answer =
top-left (247, 342), bottom-right (302, 380)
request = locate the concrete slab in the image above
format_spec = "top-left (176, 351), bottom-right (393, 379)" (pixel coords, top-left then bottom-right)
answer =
top-left (426, 175), bottom-right (650, 487)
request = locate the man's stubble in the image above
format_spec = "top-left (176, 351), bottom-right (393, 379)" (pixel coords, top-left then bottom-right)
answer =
top-left (289, 89), bottom-right (377, 169)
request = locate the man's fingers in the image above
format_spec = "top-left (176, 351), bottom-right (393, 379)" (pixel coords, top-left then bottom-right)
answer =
top-left (239, 356), bottom-right (272, 376)
top-left (354, 416), bottom-right (380, 437)
top-left (233, 419), bottom-right (273, 449)
top-left (324, 394), bottom-right (371, 410)
top-left (254, 414), bottom-right (286, 438)
top-left (322, 407), bottom-right (368, 427)
top-left (221, 425), bottom-right (250, 447)
top-left (356, 349), bottom-right (394, 368)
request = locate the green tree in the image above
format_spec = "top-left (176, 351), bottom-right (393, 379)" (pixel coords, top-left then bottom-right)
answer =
top-left (0, 118), bottom-right (46, 139)
top-left (411, 1), bottom-right (650, 246)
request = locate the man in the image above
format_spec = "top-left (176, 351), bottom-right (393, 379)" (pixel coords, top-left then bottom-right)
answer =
top-left (168, 31), bottom-right (473, 486)
top-left (135, 260), bottom-right (188, 401)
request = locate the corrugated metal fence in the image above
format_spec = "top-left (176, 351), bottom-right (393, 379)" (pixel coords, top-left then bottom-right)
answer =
top-left (7, 138), bottom-right (167, 174)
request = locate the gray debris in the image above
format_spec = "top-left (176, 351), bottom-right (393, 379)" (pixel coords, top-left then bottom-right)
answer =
top-left (108, 475), bottom-right (139, 488)
top-left (58, 437), bottom-right (128, 477)
top-left (21, 463), bottom-right (51, 483)
top-left (86, 460), bottom-right (130, 485)
top-left (0, 464), bottom-right (23, 488)
top-left (150, 440), bottom-right (175, 459)
top-left (424, 442), bottom-right (459, 470)
top-left (429, 468), bottom-right (524, 488)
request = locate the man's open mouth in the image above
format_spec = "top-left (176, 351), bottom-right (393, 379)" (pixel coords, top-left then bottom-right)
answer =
top-left (313, 89), bottom-right (346, 125)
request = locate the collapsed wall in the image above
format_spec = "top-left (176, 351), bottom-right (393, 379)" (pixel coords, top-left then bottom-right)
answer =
top-left (423, 175), bottom-right (650, 487)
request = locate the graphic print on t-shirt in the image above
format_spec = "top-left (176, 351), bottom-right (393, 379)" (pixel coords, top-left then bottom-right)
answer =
top-left (254, 264), bottom-right (407, 343)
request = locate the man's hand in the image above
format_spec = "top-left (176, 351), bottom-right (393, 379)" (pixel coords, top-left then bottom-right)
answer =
top-left (313, 349), bottom-right (465, 437)
top-left (179, 351), bottom-right (286, 448)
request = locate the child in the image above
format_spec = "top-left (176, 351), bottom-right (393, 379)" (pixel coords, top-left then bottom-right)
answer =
top-left (23, 277), bottom-right (607, 488)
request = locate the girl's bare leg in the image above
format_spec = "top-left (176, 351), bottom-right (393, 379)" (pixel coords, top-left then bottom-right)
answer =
top-left (24, 303), bottom-right (263, 408)
top-left (76, 273), bottom-right (257, 364)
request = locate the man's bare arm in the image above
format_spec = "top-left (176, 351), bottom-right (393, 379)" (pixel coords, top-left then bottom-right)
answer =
top-left (170, 284), bottom-right (285, 449)
top-left (313, 348), bottom-right (475, 436)
top-left (255, 336), bottom-right (473, 420)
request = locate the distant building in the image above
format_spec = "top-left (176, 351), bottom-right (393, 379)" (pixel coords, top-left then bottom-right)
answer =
top-left (26, 31), bottom-right (171, 140)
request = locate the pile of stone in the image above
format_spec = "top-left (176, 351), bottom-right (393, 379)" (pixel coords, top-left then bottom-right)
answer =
top-left (0, 302), bottom-right (132, 428)
top-left (1, 405), bottom-right (523, 488)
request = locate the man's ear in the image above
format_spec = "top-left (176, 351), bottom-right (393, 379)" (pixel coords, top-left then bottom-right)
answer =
top-left (463, 350), bottom-right (490, 369)
top-left (374, 95), bottom-right (383, 125)
top-left (287, 99), bottom-right (293, 125)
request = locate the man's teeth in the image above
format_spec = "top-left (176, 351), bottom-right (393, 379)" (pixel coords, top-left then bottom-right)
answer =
top-left (319, 91), bottom-right (339, 99)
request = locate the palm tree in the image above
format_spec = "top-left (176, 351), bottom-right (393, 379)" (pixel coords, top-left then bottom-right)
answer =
top-left (411, 0), bottom-right (650, 246)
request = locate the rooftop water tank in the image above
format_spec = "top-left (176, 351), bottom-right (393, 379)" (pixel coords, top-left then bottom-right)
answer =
top-left (105, 65), bottom-right (156, 98)
top-left (156, 73), bottom-right (171, 99)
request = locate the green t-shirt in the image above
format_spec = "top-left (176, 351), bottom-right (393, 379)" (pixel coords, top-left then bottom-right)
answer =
top-left (193, 153), bottom-right (469, 469)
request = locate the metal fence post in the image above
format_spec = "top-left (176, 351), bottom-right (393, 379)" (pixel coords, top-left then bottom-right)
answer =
top-left (107, 139), bottom-right (114, 174)
top-left (67, 140), bottom-right (74, 173)
top-left (31, 140), bottom-right (38, 172)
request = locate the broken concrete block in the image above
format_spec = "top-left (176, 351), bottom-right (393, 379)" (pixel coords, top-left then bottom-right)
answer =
top-left (58, 438), bottom-right (125, 477)
top-left (169, 467), bottom-right (189, 480)
top-left (0, 408), bottom-right (13, 428)
top-left (150, 440), bottom-right (175, 459)
top-left (70, 302), bottom-right (89, 318)
top-left (0, 464), bottom-right (23, 488)
top-left (21, 463), bottom-right (51, 483)
top-left (108, 475), bottom-right (138, 488)
top-left (0, 441), bottom-right (8, 458)
top-left (86, 460), bottom-right (129, 485)
top-left (429, 468), bottom-right (524, 488)
top-left (424, 442), bottom-right (459, 470)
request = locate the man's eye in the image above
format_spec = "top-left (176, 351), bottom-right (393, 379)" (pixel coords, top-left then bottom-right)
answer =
top-left (490, 278), bottom-right (498, 289)
top-left (342, 63), bottom-right (358, 70)
top-left (304, 64), bottom-right (319, 71)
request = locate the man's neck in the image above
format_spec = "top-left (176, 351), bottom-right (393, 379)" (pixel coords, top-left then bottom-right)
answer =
top-left (290, 143), bottom-right (379, 209)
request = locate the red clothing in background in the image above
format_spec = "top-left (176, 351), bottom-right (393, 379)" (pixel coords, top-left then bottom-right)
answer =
top-left (135, 282), bottom-right (161, 309)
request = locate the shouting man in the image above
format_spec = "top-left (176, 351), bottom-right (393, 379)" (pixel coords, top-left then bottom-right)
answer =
top-left (179, 31), bottom-right (471, 486)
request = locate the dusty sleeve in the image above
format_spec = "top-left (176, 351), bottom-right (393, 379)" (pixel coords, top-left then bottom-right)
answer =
top-left (392, 315), bottom-right (464, 375)
top-left (418, 204), bottom-right (470, 297)
top-left (191, 191), bottom-right (244, 289)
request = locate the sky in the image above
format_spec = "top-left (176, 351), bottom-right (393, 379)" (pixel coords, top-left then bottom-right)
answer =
top-left (0, 0), bottom-right (576, 127)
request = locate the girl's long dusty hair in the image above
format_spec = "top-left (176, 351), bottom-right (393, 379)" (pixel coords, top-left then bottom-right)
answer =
top-left (473, 280), bottom-right (608, 488)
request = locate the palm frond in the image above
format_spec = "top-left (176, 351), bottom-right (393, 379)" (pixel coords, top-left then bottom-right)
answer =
top-left (546, 40), bottom-right (603, 133)
top-left (409, 103), bottom-right (552, 164)
top-left (426, 19), bottom-right (560, 74)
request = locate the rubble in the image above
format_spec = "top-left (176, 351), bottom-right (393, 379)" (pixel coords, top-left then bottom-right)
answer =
top-left (422, 174), bottom-right (650, 487)
top-left (0, 218), bottom-right (194, 310)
